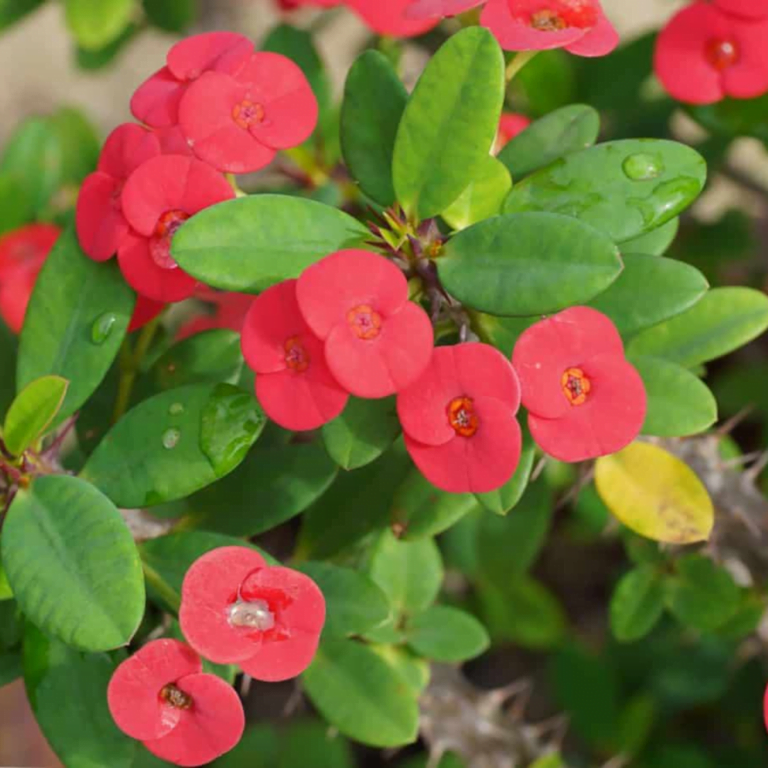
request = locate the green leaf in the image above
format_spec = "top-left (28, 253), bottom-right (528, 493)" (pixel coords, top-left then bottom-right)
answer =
top-left (322, 396), bottom-right (401, 470)
top-left (172, 195), bottom-right (369, 293)
top-left (275, 721), bottom-right (354, 768)
top-left (530, 755), bottom-right (567, 768)
top-left (17, 228), bottom-right (135, 421)
top-left (621, 217), bottom-right (679, 256)
top-left (190, 438), bottom-right (338, 536)
top-left (368, 530), bottom-right (443, 616)
top-left (442, 155), bottom-right (512, 230)
top-left (498, 104), bottom-right (599, 180)
top-left (666, 555), bottom-right (741, 632)
top-left (405, 606), bottom-right (489, 662)
top-left (64, 0), bottom-right (135, 50)
top-left (0, 0), bottom-right (44, 30)
top-left (0, 650), bottom-right (21, 688)
top-left (48, 107), bottom-right (101, 188)
top-left (475, 427), bottom-right (535, 515)
top-left (1, 475), bottom-right (144, 651)
top-left (627, 287), bottom-right (768, 368)
top-left (0, 557), bottom-right (12, 600)
top-left (438, 212), bottom-right (622, 316)
top-left (393, 470), bottom-right (480, 540)
top-left (631, 355), bottom-right (718, 437)
top-left (23, 624), bottom-right (136, 767)
top-left (81, 383), bottom-right (265, 507)
top-left (296, 562), bottom-right (390, 639)
top-left (368, 644), bottom-right (430, 696)
top-left (393, 27), bottom-right (504, 219)
top-left (142, 0), bottom-right (194, 31)
top-left (504, 139), bottom-right (707, 242)
top-left (341, 50), bottom-right (408, 207)
top-left (0, 173), bottom-right (33, 235)
top-left (302, 639), bottom-right (420, 748)
top-left (688, 92), bottom-right (768, 144)
top-left (3, 375), bottom-right (68, 456)
top-left (75, 23), bottom-right (137, 70)
top-left (610, 565), bottom-right (666, 642)
top-left (588, 253), bottom-right (708, 337)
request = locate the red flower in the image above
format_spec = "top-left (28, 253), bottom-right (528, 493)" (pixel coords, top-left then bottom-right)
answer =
top-left (512, 307), bottom-right (646, 463)
top-left (278, 0), bottom-right (342, 7)
top-left (405, 0), bottom-right (485, 19)
top-left (296, 250), bottom-right (434, 399)
top-left (715, 0), bottom-right (768, 20)
top-left (345, 0), bottom-right (440, 36)
top-left (0, 224), bottom-right (60, 334)
top-left (397, 343), bottom-right (523, 494)
top-left (129, 296), bottom-right (166, 333)
top-left (179, 52), bottom-right (318, 174)
top-left (76, 124), bottom-right (161, 262)
top-left (481, 0), bottom-right (619, 56)
top-left (107, 638), bottom-right (244, 767)
top-left (179, 547), bottom-right (326, 682)
top-left (241, 280), bottom-right (348, 431)
top-left (654, 1), bottom-right (768, 105)
top-left (177, 290), bottom-right (253, 340)
top-left (131, 32), bottom-right (253, 129)
top-left (496, 112), bottom-right (532, 152)
top-left (118, 155), bottom-right (234, 303)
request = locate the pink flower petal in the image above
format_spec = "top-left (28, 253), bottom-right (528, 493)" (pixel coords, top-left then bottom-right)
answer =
top-left (346, 0), bottom-right (440, 36)
top-left (131, 68), bottom-right (187, 129)
top-left (75, 173), bottom-right (130, 261)
top-left (721, 17), bottom-right (768, 99)
top-left (98, 123), bottom-right (162, 179)
top-left (496, 112), bottom-right (532, 151)
top-left (565, 10), bottom-right (619, 57)
top-left (406, 0), bottom-right (485, 19)
top-left (0, 262), bottom-right (39, 334)
top-left (0, 224), bottom-right (59, 281)
top-left (239, 635), bottom-right (320, 683)
top-left (156, 126), bottom-right (194, 156)
top-left (118, 235), bottom-right (197, 303)
top-left (167, 32), bottom-right (253, 82)
top-left (715, 0), bottom-right (768, 19)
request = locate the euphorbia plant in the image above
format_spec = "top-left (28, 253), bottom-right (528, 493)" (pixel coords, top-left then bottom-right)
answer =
top-left (3, 3), bottom-right (768, 767)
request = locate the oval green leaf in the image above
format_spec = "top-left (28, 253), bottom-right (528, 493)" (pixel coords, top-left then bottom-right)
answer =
top-left (2, 475), bottom-right (144, 650)
top-left (3, 375), bottom-right (68, 456)
top-left (442, 155), bottom-right (512, 231)
top-left (303, 638), bottom-right (420, 748)
top-left (621, 217), bottom-right (679, 256)
top-left (610, 565), bottom-right (666, 643)
top-left (172, 195), bottom-right (369, 293)
top-left (81, 383), bottom-right (265, 507)
top-left (475, 427), bottom-right (536, 515)
top-left (405, 605), bottom-right (489, 662)
top-left (64, 0), bottom-right (134, 50)
top-left (503, 139), bottom-right (707, 243)
top-left (393, 27), bottom-right (504, 220)
top-left (439, 212), bottom-right (622, 316)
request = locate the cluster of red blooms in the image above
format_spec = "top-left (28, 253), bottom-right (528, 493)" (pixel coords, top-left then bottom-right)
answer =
top-left (281, 0), bottom-right (619, 57)
top-left (655, 0), bottom-right (768, 105)
top-left (109, 546), bottom-right (325, 766)
top-left (74, 31), bottom-right (317, 306)
top-left (242, 248), bottom-right (646, 495)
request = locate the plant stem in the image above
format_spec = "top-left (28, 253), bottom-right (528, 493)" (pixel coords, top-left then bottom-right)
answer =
top-left (505, 50), bottom-right (538, 83)
top-left (142, 559), bottom-right (181, 614)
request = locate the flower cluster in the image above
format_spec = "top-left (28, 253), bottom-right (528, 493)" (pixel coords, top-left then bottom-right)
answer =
top-left (405, 0), bottom-right (619, 56)
top-left (76, 32), bottom-right (317, 303)
top-left (654, 0), bottom-right (768, 105)
top-left (109, 548), bottom-right (325, 766)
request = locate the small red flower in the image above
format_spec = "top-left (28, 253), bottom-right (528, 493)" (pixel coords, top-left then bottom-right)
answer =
top-left (129, 296), bottom-right (166, 333)
top-left (76, 124), bottom-right (161, 262)
top-left (496, 112), bottom-right (532, 152)
top-left (715, 0), bottom-right (768, 20)
top-left (512, 307), bottom-right (646, 463)
top-left (0, 224), bottom-right (60, 334)
top-left (180, 547), bottom-right (326, 682)
top-left (177, 290), bottom-right (253, 340)
top-left (131, 32), bottom-right (254, 129)
top-left (345, 0), bottom-right (440, 36)
top-left (397, 343), bottom-right (523, 494)
top-left (118, 155), bottom-right (234, 303)
top-left (296, 250), bottom-right (434, 399)
top-left (179, 52), bottom-right (318, 174)
top-left (405, 0), bottom-right (485, 19)
top-left (481, 0), bottom-right (618, 56)
top-left (241, 280), bottom-right (348, 431)
top-left (654, 1), bottom-right (768, 105)
top-left (107, 638), bottom-right (244, 767)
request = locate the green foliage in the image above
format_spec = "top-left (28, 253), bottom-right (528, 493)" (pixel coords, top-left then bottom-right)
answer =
top-left (64, 0), bottom-right (135, 50)
top-left (610, 565), bottom-right (666, 642)
top-left (2, 375), bottom-right (67, 455)
top-left (405, 606), bottom-right (489, 662)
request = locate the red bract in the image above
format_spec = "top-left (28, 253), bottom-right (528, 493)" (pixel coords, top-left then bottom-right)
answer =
top-left (0, 224), bottom-right (60, 334)
top-left (405, 0), bottom-right (485, 19)
top-left (241, 280), bottom-right (348, 431)
top-left (129, 296), bottom-right (166, 333)
top-left (118, 155), bottom-right (234, 303)
top-left (179, 52), bottom-right (318, 174)
top-left (345, 0), bottom-right (440, 36)
top-left (177, 290), bottom-right (253, 340)
top-left (397, 343), bottom-right (522, 494)
top-left (180, 547), bottom-right (326, 682)
top-left (481, 0), bottom-right (618, 56)
top-left (496, 112), bottom-right (532, 152)
top-left (76, 124), bottom-right (161, 262)
top-left (715, 0), bottom-right (768, 20)
top-left (512, 307), bottom-right (646, 463)
top-left (296, 250), bottom-right (434, 399)
top-left (654, 1), bottom-right (768, 105)
top-left (107, 638), bottom-right (244, 767)
top-left (131, 32), bottom-right (253, 128)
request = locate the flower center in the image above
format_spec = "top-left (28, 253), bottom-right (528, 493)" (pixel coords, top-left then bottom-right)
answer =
top-left (160, 683), bottom-right (193, 710)
top-left (232, 100), bottom-right (266, 130)
top-left (447, 396), bottom-right (479, 438)
top-left (530, 9), bottom-right (567, 30)
top-left (227, 599), bottom-right (276, 631)
top-left (517, 1), bottom-right (598, 31)
top-left (704, 38), bottom-right (740, 71)
top-left (150, 210), bottom-right (189, 270)
top-left (347, 304), bottom-right (382, 340)
top-left (561, 367), bottom-right (591, 406)
top-left (284, 336), bottom-right (309, 372)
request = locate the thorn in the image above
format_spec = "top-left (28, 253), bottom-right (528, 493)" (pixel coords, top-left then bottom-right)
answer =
top-left (426, 745), bottom-right (445, 768)
top-left (531, 455), bottom-right (548, 482)
top-left (744, 450), bottom-right (768, 483)
top-left (721, 450), bottom-right (764, 469)
top-left (281, 681), bottom-right (303, 717)
top-left (533, 714), bottom-right (569, 747)
top-left (716, 406), bottom-right (754, 436)
top-left (239, 674), bottom-right (252, 699)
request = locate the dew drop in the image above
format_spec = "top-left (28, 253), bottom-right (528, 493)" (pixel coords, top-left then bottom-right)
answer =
top-left (162, 428), bottom-right (181, 449)
top-left (622, 153), bottom-right (665, 181)
top-left (168, 403), bottom-right (184, 416)
top-left (91, 313), bottom-right (117, 345)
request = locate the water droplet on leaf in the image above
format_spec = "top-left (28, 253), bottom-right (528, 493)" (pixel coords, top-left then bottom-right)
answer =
top-left (91, 313), bottom-right (117, 344)
top-left (162, 428), bottom-right (181, 449)
top-left (622, 153), bottom-right (665, 181)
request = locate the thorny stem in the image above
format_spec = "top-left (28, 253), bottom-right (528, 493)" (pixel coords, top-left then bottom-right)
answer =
top-left (505, 50), bottom-right (538, 83)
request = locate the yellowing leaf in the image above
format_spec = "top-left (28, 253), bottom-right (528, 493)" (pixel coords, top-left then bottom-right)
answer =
top-left (595, 442), bottom-right (713, 544)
